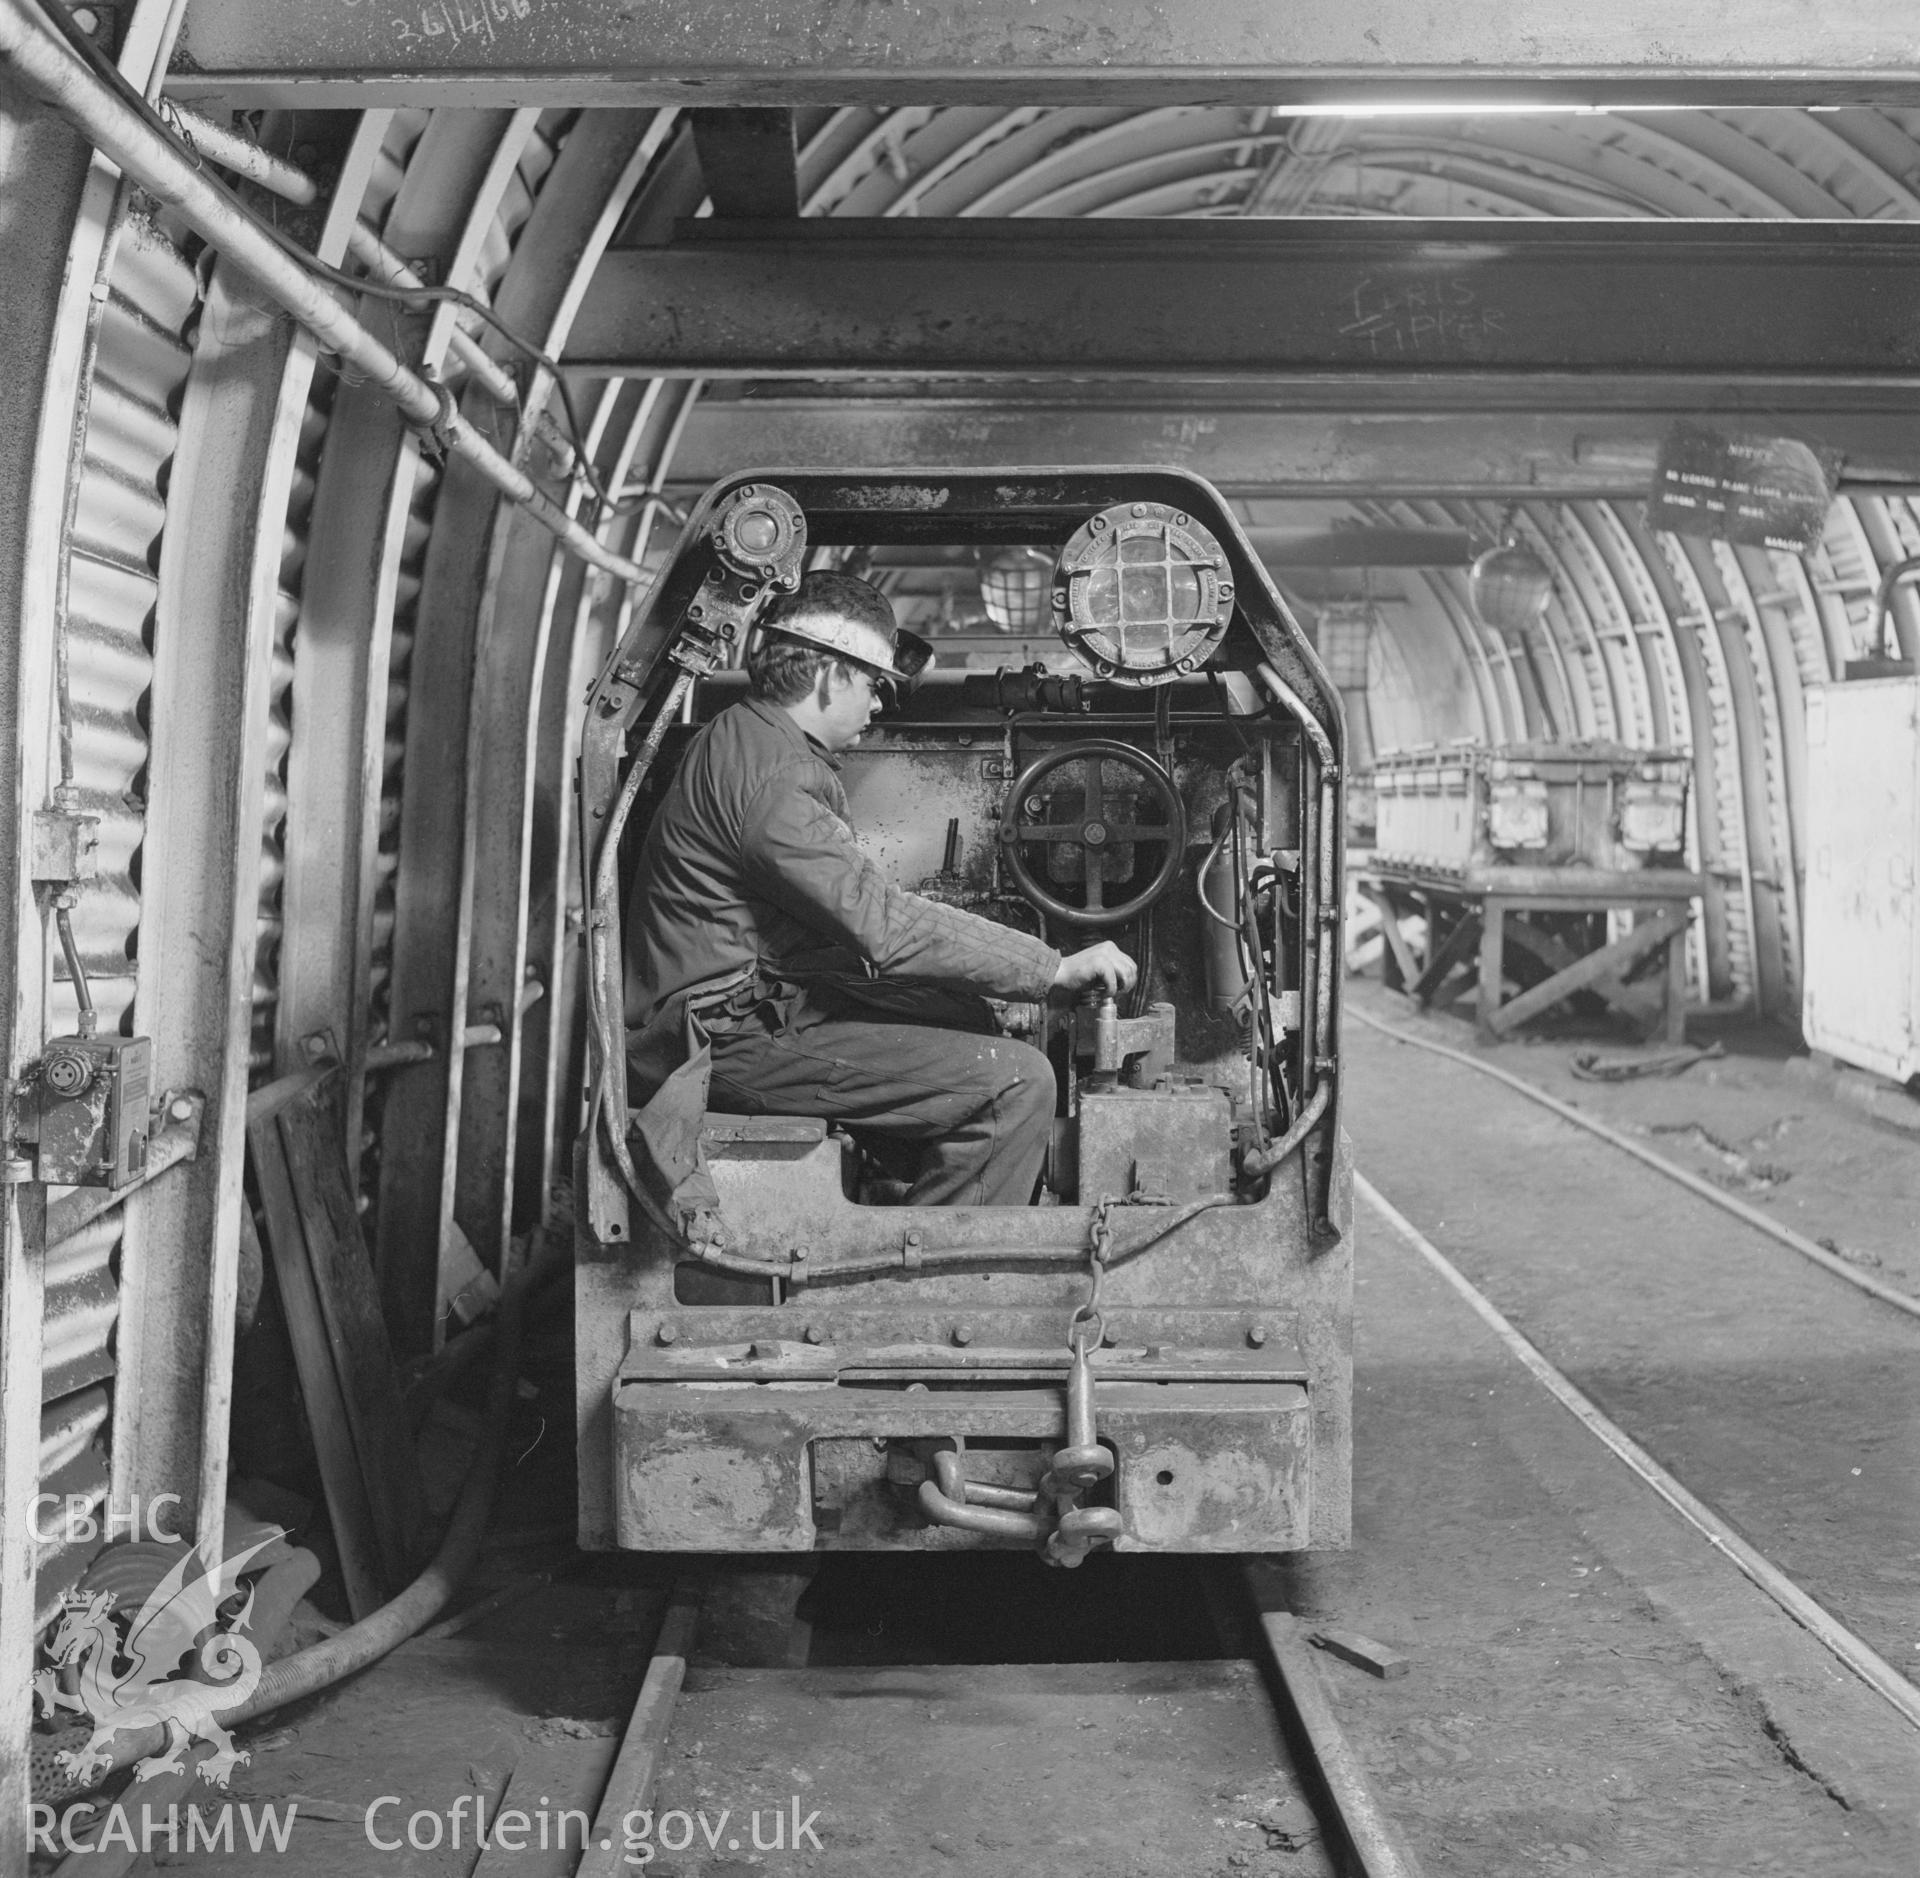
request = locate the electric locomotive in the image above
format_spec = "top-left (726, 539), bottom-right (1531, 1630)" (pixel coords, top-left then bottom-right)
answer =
top-left (574, 470), bottom-right (1350, 1565)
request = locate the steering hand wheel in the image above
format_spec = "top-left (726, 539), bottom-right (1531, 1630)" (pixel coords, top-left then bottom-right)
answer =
top-left (997, 740), bottom-right (1188, 928)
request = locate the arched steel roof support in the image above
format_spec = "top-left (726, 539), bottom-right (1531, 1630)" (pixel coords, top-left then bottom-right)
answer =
top-left (1617, 505), bottom-right (1756, 1007)
top-left (362, 102), bottom-right (552, 1351)
top-left (0, 64), bottom-right (91, 1866)
top-left (1542, 502), bottom-right (1652, 747)
top-left (1662, 530), bottom-right (1783, 1015)
top-left (276, 106), bottom-right (498, 1178)
top-left (453, 107), bottom-right (678, 1282)
top-left (1850, 493), bottom-right (1920, 663)
top-left (1577, 503), bottom-right (1716, 997)
top-left (1707, 539), bottom-right (1808, 1010)
top-left (116, 183), bottom-right (364, 1555)
top-left (371, 107), bottom-right (551, 1357)
top-left (523, 375), bottom-right (671, 1218)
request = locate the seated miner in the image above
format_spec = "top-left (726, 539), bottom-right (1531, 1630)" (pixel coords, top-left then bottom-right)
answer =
top-left (624, 570), bottom-right (1135, 1208)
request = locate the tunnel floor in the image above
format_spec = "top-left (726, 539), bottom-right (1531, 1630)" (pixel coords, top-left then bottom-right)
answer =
top-left (65, 978), bottom-right (1920, 1877)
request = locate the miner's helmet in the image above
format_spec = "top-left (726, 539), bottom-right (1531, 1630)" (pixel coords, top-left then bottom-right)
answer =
top-left (757, 569), bottom-right (934, 697)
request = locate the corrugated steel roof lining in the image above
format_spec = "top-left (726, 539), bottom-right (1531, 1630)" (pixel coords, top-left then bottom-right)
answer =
top-left (56, 198), bottom-right (198, 1040)
top-left (811, 105), bottom-right (1920, 223)
top-left (34, 179), bottom-right (203, 1619)
top-left (779, 102), bottom-right (1920, 1015)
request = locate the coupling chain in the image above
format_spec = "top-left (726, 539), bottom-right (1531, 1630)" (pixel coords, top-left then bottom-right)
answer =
top-left (1069, 1195), bottom-right (1117, 1355)
top-left (1040, 1197), bottom-right (1126, 1567)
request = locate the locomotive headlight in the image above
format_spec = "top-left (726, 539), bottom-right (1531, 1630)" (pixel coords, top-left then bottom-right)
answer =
top-left (1619, 778), bottom-right (1687, 853)
top-left (1053, 502), bottom-right (1233, 686)
top-left (713, 482), bottom-right (806, 587)
top-left (1487, 777), bottom-right (1550, 849)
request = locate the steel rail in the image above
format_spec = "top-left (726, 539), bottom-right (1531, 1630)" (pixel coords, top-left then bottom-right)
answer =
top-left (582, 1563), bottom-right (1424, 1878)
top-left (1358, 1172), bottom-right (1920, 1733)
top-left (1249, 1600), bottom-right (1427, 1878)
top-left (0, 0), bottom-right (650, 589)
top-left (1346, 1005), bottom-right (1920, 1323)
top-left (576, 1584), bottom-right (703, 1878)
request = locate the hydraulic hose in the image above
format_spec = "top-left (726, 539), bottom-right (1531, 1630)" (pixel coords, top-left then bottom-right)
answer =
top-left (586, 671), bottom-right (697, 1249)
top-left (1239, 1081), bottom-right (1331, 1183)
top-left (34, 1237), bottom-right (559, 1806)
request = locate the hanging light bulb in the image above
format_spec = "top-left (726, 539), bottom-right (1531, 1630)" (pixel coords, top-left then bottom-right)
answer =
top-left (1469, 535), bottom-right (1554, 635)
top-left (978, 547), bottom-right (1053, 634)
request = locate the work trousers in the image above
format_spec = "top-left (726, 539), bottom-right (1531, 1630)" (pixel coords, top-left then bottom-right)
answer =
top-left (705, 978), bottom-right (1057, 1207)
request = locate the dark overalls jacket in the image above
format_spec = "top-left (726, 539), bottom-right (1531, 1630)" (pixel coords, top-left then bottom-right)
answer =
top-left (622, 696), bottom-right (1060, 1213)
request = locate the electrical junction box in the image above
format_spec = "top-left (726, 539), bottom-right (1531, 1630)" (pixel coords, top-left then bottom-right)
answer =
top-left (1802, 678), bottom-right (1920, 1084)
top-left (33, 1033), bottom-right (152, 1188)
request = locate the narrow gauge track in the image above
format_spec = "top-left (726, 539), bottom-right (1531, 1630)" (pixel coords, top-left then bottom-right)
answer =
top-left (1358, 1176), bottom-right (1920, 1735)
top-left (1347, 1005), bottom-right (1920, 1324)
top-left (535, 1566), bottom-right (1424, 1878)
top-left (1344, 1002), bottom-right (1920, 1735)
top-left (470, 1003), bottom-right (1920, 1878)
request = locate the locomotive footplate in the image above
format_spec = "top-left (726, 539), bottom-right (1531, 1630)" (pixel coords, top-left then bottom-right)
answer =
top-left (612, 1308), bottom-right (1313, 1553)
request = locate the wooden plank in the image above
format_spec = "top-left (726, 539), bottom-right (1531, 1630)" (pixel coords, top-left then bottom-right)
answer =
top-left (471, 1735), bottom-right (623, 1878)
top-left (1662, 907), bottom-right (1690, 1046)
top-left (1477, 899), bottom-right (1507, 1040)
top-left (1487, 907), bottom-right (1683, 1037)
top-left (576, 1588), bottom-right (702, 1878)
top-left (245, 1063), bottom-right (332, 1131)
top-left (1502, 918), bottom-right (1641, 1013)
top-left (1503, 915), bottom-right (1667, 1030)
top-left (1425, 964), bottom-right (1479, 1012)
top-left (1464, 866), bottom-right (1706, 900)
top-left (1309, 1625), bottom-right (1411, 1680)
top-left (1484, 891), bottom-right (1699, 914)
top-left (245, 1122), bottom-right (385, 1618)
top-left (1372, 865), bottom-right (1705, 903)
top-left (1357, 881), bottom-right (1422, 993)
top-left (1410, 912), bottom-right (1482, 1007)
top-left (276, 1076), bottom-right (427, 1590)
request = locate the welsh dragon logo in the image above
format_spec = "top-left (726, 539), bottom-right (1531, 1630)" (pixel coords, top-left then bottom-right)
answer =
top-left (33, 1532), bottom-right (282, 1788)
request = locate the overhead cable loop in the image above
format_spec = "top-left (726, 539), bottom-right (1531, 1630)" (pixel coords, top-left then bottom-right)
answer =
top-left (148, 104), bottom-right (595, 487)
top-left (155, 101), bottom-right (580, 474)
top-left (3, 0), bottom-right (646, 558)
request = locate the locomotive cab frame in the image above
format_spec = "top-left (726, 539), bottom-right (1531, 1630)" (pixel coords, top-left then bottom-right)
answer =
top-left (573, 469), bottom-right (1351, 1562)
